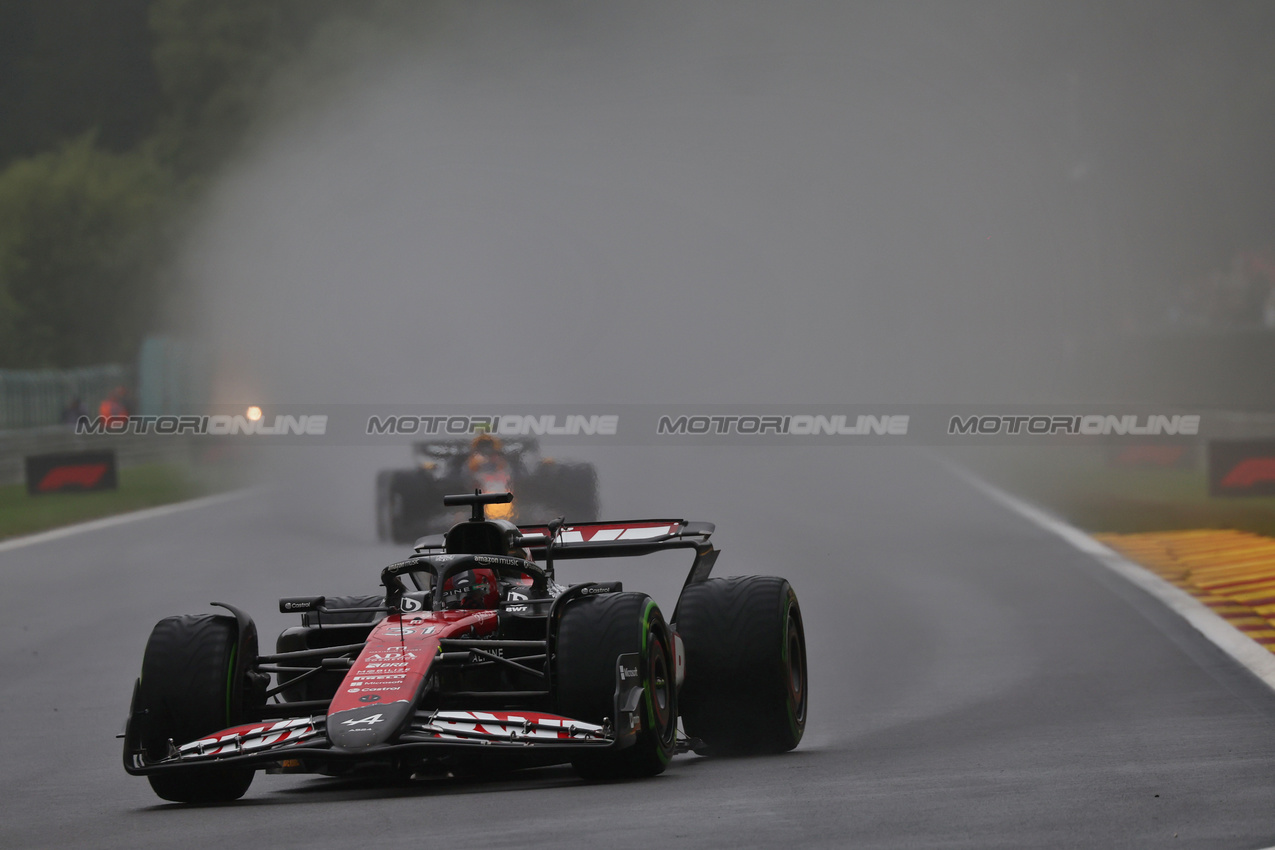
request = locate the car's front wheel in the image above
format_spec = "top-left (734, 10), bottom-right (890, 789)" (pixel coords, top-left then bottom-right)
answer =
top-left (131, 614), bottom-right (259, 802)
top-left (556, 592), bottom-right (677, 779)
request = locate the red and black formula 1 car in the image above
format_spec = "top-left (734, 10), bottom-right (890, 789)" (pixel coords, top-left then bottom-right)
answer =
top-left (123, 492), bottom-right (806, 803)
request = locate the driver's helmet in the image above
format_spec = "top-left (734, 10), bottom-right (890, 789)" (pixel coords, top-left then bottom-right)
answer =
top-left (471, 433), bottom-right (502, 455)
top-left (441, 568), bottom-right (501, 609)
top-left (468, 433), bottom-right (508, 475)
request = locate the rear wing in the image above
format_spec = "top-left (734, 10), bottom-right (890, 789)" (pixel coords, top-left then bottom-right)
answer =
top-left (520, 519), bottom-right (713, 559)
top-left (412, 438), bottom-right (540, 459)
top-left (412, 518), bottom-right (719, 587)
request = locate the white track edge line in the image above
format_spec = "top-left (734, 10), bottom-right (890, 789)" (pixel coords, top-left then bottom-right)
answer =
top-left (0, 488), bottom-right (254, 554)
top-left (945, 463), bottom-right (1275, 692)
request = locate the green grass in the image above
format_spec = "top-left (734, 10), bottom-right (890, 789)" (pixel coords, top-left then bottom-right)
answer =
top-left (957, 447), bottom-right (1275, 537)
top-left (0, 463), bottom-right (220, 540)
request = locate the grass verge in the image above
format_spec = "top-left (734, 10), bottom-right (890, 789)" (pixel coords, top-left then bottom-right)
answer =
top-left (0, 463), bottom-right (221, 540)
top-left (957, 447), bottom-right (1275, 536)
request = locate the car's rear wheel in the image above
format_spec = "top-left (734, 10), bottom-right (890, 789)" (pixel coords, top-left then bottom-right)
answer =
top-left (375, 470), bottom-right (393, 541)
top-left (521, 462), bottom-right (600, 522)
top-left (675, 576), bottom-right (806, 755)
top-left (556, 592), bottom-right (676, 779)
top-left (388, 470), bottom-right (443, 544)
top-left (133, 614), bottom-right (259, 803)
top-left (275, 595), bottom-right (385, 702)
top-left (388, 471), bottom-right (414, 544)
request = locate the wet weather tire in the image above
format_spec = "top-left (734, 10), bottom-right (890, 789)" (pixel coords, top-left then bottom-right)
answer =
top-left (520, 463), bottom-right (599, 522)
top-left (387, 470), bottom-right (442, 544)
top-left (556, 592), bottom-right (676, 779)
top-left (676, 576), bottom-right (806, 755)
top-left (134, 614), bottom-right (256, 803)
top-left (375, 470), bottom-right (393, 541)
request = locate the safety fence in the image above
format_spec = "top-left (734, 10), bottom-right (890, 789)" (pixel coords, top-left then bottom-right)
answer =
top-left (0, 336), bottom-right (208, 431)
top-left (0, 364), bottom-right (134, 430)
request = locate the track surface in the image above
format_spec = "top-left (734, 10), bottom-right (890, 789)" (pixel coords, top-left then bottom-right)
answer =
top-left (4, 448), bottom-right (1275, 849)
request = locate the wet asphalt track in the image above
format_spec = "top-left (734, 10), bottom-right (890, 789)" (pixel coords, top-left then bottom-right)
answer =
top-left (4, 447), bottom-right (1275, 849)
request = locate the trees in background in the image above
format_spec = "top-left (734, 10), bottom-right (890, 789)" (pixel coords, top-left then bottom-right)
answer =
top-left (0, 0), bottom-right (363, 368)
top-left (4, 1), bottom-right (1275, 369)
top-left (0, 136), bottom-right (173, 367)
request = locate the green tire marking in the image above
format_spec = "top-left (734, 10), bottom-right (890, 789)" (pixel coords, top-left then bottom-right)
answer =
top-left (639, 599), bottom-right (672, 764)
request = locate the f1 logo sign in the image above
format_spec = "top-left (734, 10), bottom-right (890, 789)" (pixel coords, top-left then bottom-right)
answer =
top-left (25, 451), bottom-right (118, 495)
top-left (37, 464), bottom-right (108, 492)
top-left (1220, 458), bottom-right (1275, 489)
top-left (1210, 441), bottom-right (1275, 497)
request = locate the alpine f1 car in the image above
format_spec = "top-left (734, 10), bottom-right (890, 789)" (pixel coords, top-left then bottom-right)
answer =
top-left (375, 436), bottom-right (598, 543)
top-left (123, 491), bottom-right (806, 803)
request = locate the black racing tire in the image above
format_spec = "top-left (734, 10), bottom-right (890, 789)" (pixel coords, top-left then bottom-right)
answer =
top-left (375, 470), bottom-right (393, 542)
top-left (134, 614), bottom-right (257, 803)
top-left (675, 576), bottom-right (806, 756)
top-left (276, 595), bottom-right (384, 702)
top-left (388, 470), bottom-right (444, 544)
top-left (556, 592), bottom-right (676, 779)
top-left (388, 470), bottom-right (416, 544)
top-left (521, 462), bottom-right (599, 522)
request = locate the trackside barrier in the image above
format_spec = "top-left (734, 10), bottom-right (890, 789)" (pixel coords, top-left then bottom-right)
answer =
top-left (0, 427), bottom-right (197, 487)
top-left (25, 451), bottom-right (118, 494)
top-left (0, 337), bottom-right (209, 429)
top-left (0, 364), bottom-right (133, 430)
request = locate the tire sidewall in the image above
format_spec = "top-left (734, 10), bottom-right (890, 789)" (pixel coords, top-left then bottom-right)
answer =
top-left (779, 585), bottom-right (807, 745)
top-left (639, 599), bottom-right (677, 767)
top-left (133, 614), bottom-right (258, 802)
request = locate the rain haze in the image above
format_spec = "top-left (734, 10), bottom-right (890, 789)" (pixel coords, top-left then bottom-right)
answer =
top-left (174, 0), bottom-right (1275, 532)
top-left (7, 3), bottom-right (1275, 847)
top-left (184, 0), bottom-right (1211, 408)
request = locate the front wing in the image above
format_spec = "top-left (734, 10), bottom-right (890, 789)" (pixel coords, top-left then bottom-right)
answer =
top-left (124, 652), bottom-right (647, 775)
top-left (125, 709), bottom-right (614, 775)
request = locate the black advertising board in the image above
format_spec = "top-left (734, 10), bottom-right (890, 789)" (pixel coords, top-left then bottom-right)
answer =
top-left (24, 451), bottom-right (118, 495)
top-left (1209, 440), bottom-right (1275, 497)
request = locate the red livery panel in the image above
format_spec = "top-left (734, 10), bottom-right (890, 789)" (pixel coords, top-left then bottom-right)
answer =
top-left (326, 610), bottom-right (497, 749)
